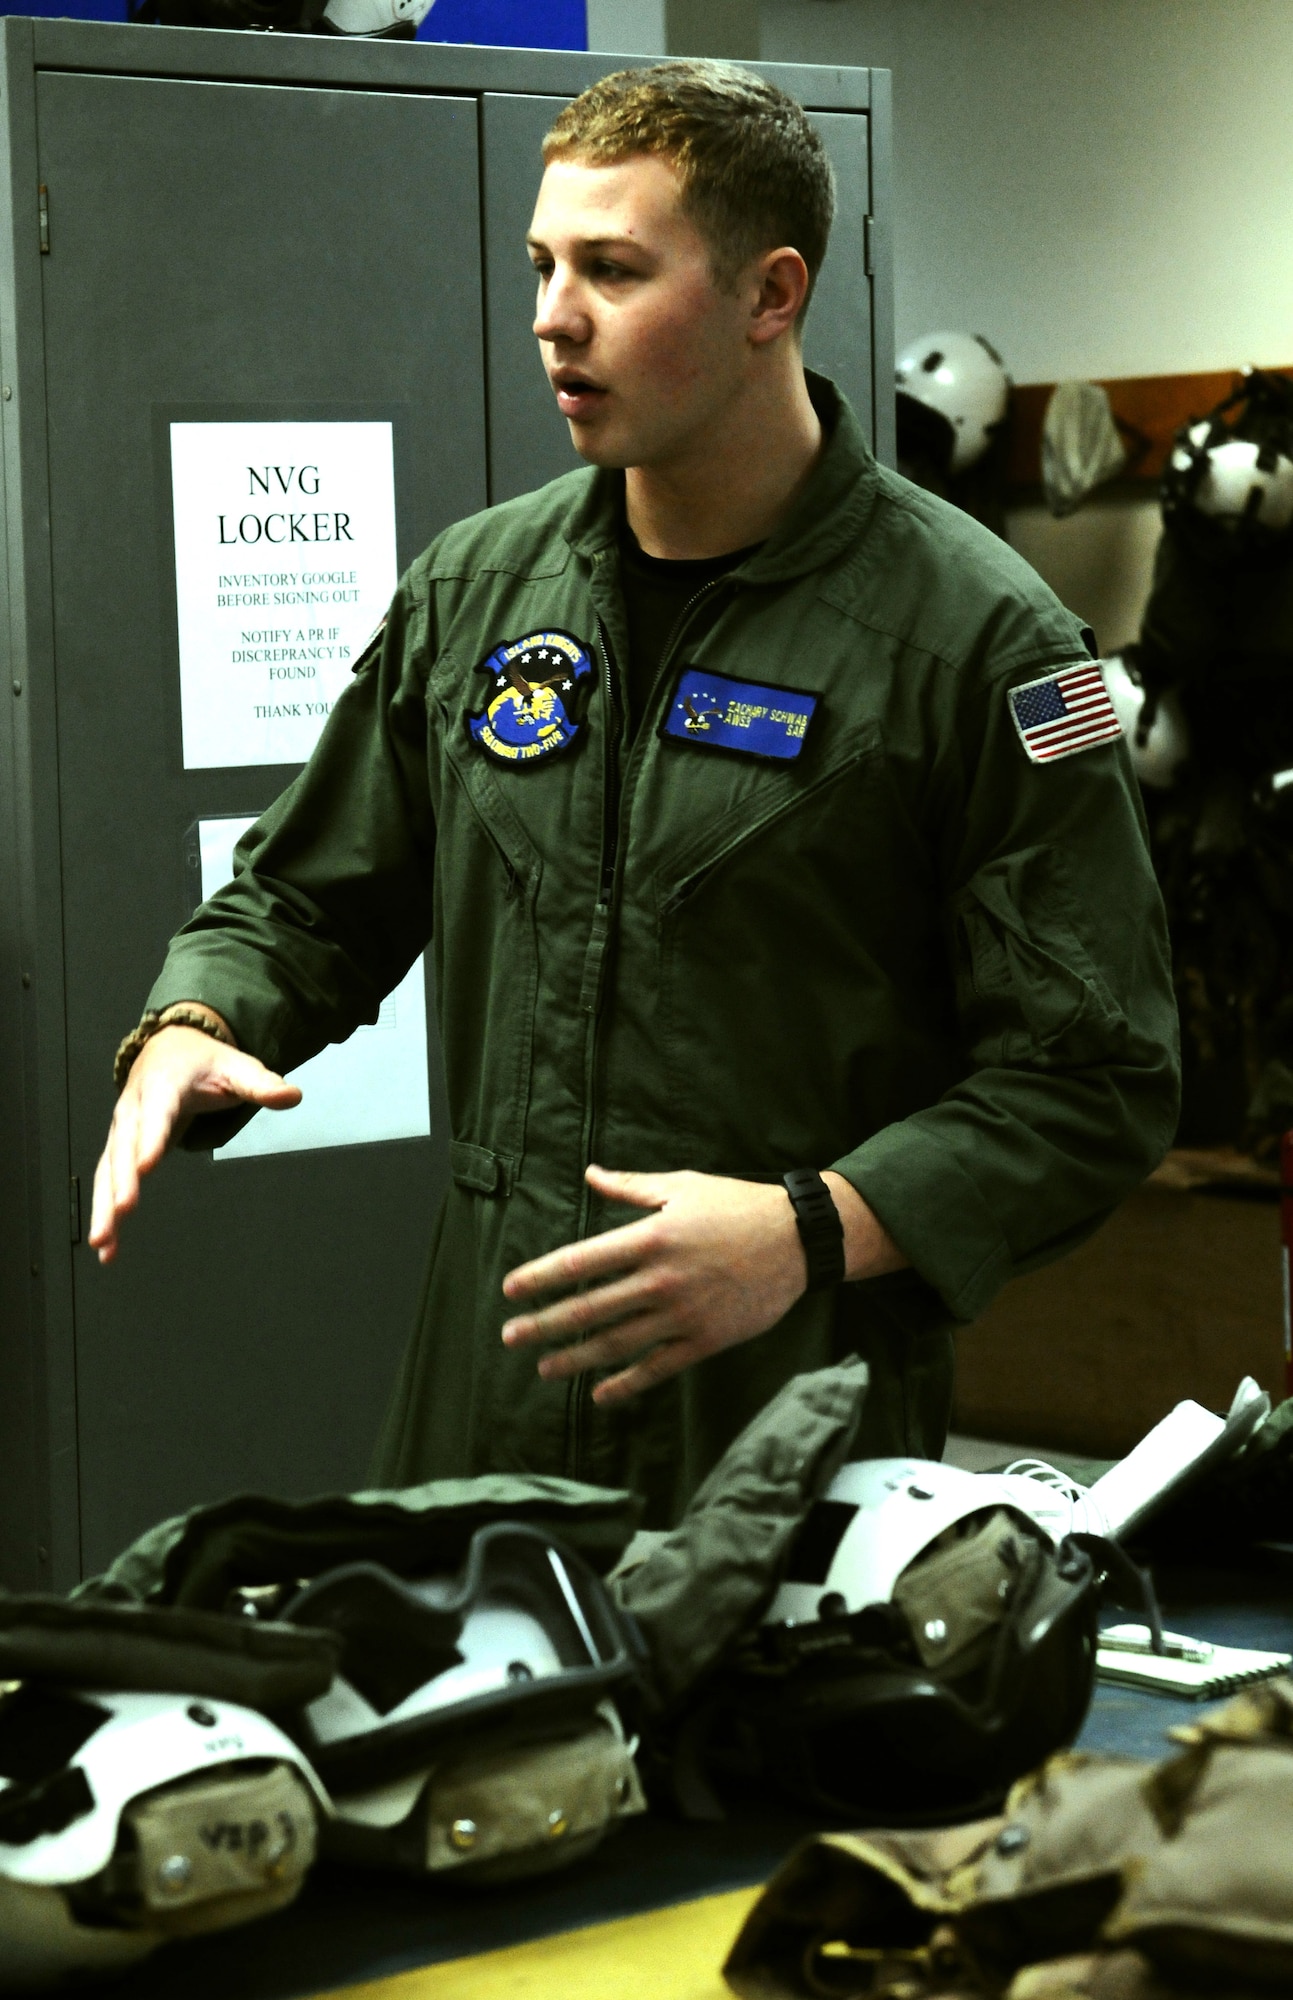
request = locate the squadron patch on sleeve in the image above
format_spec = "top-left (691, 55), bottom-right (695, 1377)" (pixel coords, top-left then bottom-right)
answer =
top-left (467, 630), bottom-right (596, 768)
top-left (1007, 662), bottom-right (1123, 764)
top-left (661, 667), bottom-right (819, 761)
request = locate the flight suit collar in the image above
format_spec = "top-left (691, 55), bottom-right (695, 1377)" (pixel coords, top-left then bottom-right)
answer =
top-left (563, 372), bottom-right (879, 584)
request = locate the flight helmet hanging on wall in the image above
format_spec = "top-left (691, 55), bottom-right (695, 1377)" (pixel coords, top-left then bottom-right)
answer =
top-left (1101, 652), bottom-right (1190, 790)
top-left (1160, 369), bottom-right (1293, 563)
top-left (1126, 363), bottom-right (1293, 1148)
top-left (896, 331), bottom-right (1011, 481)
top-left (1125, 370), bottom-right (1293, 783)
top-left (127, 0), bottom-right (432, 36)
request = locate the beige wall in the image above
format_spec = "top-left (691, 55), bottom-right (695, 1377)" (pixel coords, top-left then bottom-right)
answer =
top-left (587, 0), bottom-right (758, 56)
top-left (760, 0), bottom-right (1293, 383)
top-left (586, 0), bottom-right (668, 53)
top-left (591, 0), bottom-right (1293, 379)
top-left (759, 0), bottom-right (1293, 635)
top-left (1004, 496), bottom-right (1161, 654)
top-left (586, 0), bottom-right (1293, 637)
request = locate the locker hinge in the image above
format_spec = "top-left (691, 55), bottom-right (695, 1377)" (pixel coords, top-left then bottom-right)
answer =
top-left (37, 184), bottom-right (49, 255)
top-left (863, 214), bottom-right (874, 279)
top-left (69, 1174), bottom-right (81, 1245)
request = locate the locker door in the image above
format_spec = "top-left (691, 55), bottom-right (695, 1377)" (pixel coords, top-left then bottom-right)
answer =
top-left (481, 91), bottom-right (875, 505)
top-left (482, 91), bottom-right (583, 505)
top-left (36, 71), bottom-right (482, 1575)
top-left (803, 112), bottom-right (873, 441)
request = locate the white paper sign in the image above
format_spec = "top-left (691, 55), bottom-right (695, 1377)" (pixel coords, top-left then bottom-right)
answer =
top-left (171, 421), bottom-right (398, 770)
top-left (199, 816), bottom-right (431, 1161)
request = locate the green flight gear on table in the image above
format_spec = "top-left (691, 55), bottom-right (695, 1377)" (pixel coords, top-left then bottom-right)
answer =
top-left (609, 1357), bottom-right (869, 1709)
top-left (2, 1369), bottom-right (861, 1718)
top-left (0, 1591), bottom-right (340, 1708)
top-left (144, 374), bottom-right (1180, 1527)
top-left (0, 1475), bottom-right (640, 1707)
top-left (73, 1471), bottom-right (639, 1604)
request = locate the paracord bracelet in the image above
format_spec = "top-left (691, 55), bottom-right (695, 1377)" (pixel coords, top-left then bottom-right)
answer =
top-left (783, 1167), bottom-right (847, 1292)
top-left (113, 1006), bottom-right (234, 1093)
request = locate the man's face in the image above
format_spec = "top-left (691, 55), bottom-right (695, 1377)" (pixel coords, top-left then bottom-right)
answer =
top-left (528, 152), bottom-right (752, 470)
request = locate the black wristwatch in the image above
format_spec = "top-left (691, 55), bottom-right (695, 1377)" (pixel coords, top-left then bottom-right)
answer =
top-left (783, 1168), bottom-right (846, 1292)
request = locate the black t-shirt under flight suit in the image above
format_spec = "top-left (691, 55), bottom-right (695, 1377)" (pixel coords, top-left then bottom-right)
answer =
top-left (618, 525), bottom-right (761, 732)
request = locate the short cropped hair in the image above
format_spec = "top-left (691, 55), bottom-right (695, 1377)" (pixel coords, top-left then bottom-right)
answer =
top-left (543, 61), bottom-right (835, 316)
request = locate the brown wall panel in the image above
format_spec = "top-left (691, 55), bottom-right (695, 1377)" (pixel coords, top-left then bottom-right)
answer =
top-left (1006, 365), bottom-right (1293, 493)
top-left (955, 1185), bottom-right (1285, 1458)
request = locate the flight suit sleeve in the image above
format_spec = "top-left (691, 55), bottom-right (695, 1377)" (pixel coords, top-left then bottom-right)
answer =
top-left (145, 572), bottom-right (436, 1140)
top-left (831, 657), bottom-right (1181, 1323)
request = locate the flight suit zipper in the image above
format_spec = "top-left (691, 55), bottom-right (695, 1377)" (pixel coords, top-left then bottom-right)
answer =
top-left (567, 613), bottom-right (622, 1480)
top-left (597, 574), bottom-right (727, 901)
top-left (565, 572), bottom-right (734, 1479)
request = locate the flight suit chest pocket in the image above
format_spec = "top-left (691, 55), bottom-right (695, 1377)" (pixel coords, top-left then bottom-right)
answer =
top-left (953, 844), bottom-right (1129, 1068)
top-left (652, 722), bottom-right (885, 918)
top-left (646, 732), bottom-right (895, 1165)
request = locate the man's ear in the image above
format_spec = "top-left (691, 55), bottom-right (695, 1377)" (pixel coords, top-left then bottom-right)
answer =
top-left (748, 246), bottom-right (811, 347)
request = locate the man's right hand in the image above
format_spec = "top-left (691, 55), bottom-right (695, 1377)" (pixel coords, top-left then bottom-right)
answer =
top-left (88, 1024), bottom-right (301, 1264)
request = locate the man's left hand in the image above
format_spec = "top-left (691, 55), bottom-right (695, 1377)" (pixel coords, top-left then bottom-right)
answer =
top-left (500, 1163), bottom-right (905, 1405)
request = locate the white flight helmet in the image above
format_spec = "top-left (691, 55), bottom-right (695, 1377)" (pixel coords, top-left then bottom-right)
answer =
top-left (1102, 653), bottom-right (1190, 790)
top-left (1160, 372), bottom-right (1293, 560)
top-left (1170, 422), bottom-right (1293, 535)
top-left (320, 0), bottom-right (432, 30)
top-left (895, 332), bottom-right (1011, 475)
top-left (722, 1457), bottom-right (1103, 1821)
top-left (0, 1686), bottom-right (327, 1990)
top-left (765, 1456), bottom-right (1105, 1631)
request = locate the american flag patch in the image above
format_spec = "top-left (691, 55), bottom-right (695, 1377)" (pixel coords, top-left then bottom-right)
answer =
top-left (1007, 662), bottom-right (1123, 764)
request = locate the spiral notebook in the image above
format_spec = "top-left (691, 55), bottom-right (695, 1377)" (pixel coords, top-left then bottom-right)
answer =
top-left (1097, 1623), bottom-right (1292, 1698)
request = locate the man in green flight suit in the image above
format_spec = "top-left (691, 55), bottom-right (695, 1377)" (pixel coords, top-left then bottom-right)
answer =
top-left (89, 63), bottom-right (1179, 1526)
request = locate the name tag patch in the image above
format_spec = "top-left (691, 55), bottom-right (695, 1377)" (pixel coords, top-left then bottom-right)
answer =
top-left (468, 630), bottom-right (595, 768)
top-left (1008, 662), bottom-right (1123, 764)
top-left (662, 668), bottom-right (818, 761)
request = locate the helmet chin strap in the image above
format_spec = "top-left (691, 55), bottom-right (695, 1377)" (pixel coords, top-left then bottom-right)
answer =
top-left (1069, 1533), bottom-right (1165, 1656)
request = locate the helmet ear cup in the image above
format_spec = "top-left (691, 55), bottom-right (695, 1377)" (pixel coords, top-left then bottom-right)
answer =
top-left (980, 1537), bottom-right (1100, 1785)
top-left (724, 1535), bottom-right (1097, 1823)
top-left (1101, 653), bottom-right (1189, 790)
top-left (896, 393), bottom-right (958, 488)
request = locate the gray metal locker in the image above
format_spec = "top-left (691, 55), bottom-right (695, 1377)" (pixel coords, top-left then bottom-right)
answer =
top-left (0, 19), bottom-right (894, 1590)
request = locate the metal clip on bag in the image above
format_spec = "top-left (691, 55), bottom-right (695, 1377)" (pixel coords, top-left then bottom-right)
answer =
top-left (281, 1523), bottom-right (646, 1882)
top-left (0, 1685), bottom-right (326, 1991)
